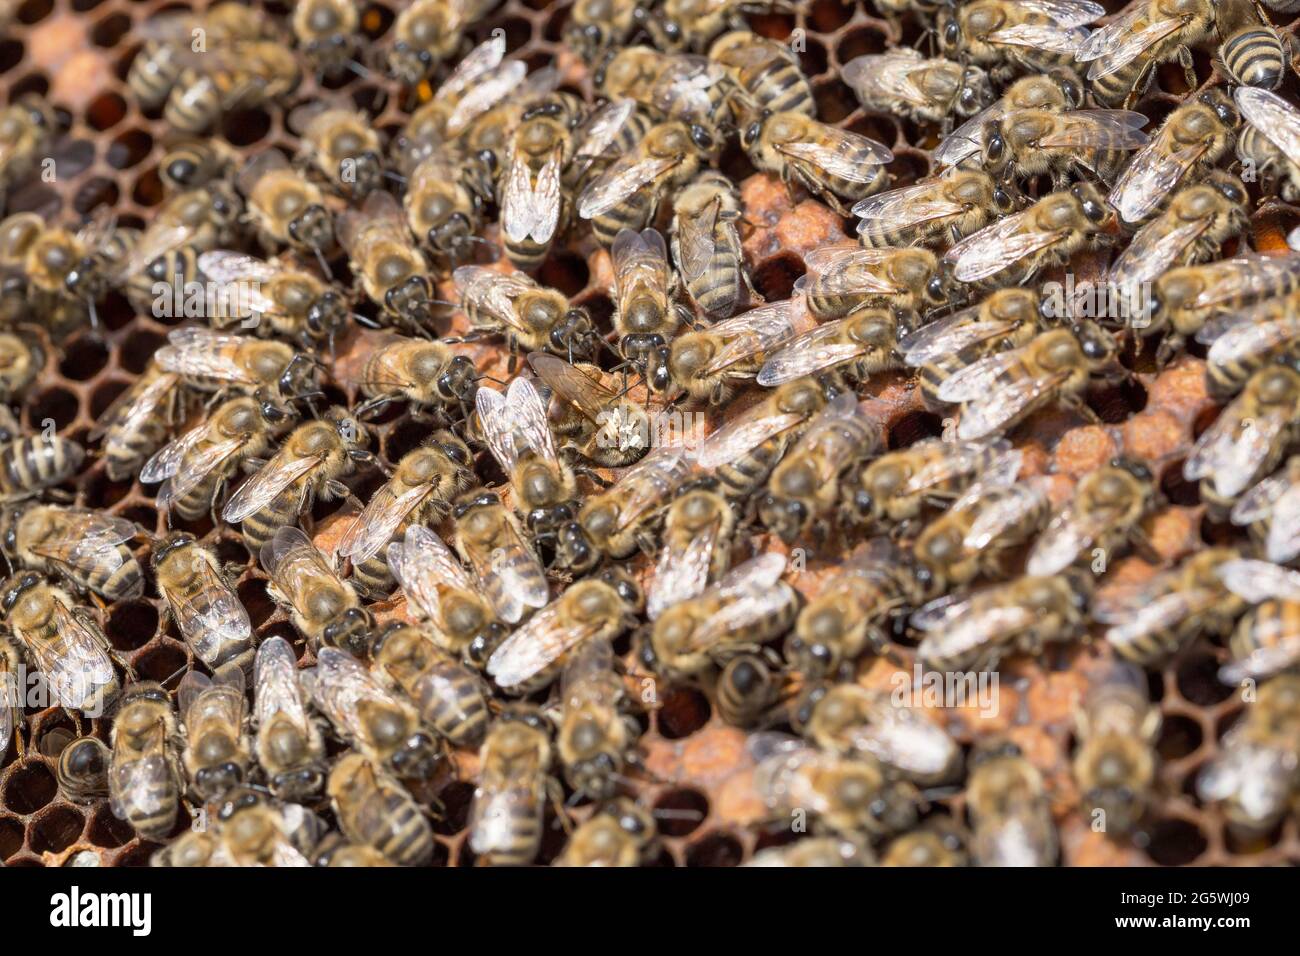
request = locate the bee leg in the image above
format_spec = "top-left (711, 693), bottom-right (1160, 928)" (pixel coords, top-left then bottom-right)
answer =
top-left (1129, 527), bottom-right (1162, 564)
top-left (64, 708), bottom-right (83, 738)
top-left (547, 777), bottom-right (574, 835)
top-left (574, 465), bottom-right (613, 488)
top-left (1154, 334), bottom-right (1183, 369)
top-left (347, 448), bottom-right (391, 476)
top-left (1177, 45), bottom-right (1197, 91)
top-left (44, 487), bottom-right (75, 504)
top-left (1061, 393), bottom-right (1102, 425)
top-left (242, 457), bottom-right (268, 474)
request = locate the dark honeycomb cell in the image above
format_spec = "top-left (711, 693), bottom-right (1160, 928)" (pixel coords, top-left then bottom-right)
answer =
top-left (3, 761), bottom-right (58, 814)
top-left (654, 788), bottom-right (709, 837)
top-left (655, 688), bottom-right (711, 739)
top-left (685, 831), bottom-right (744, 867)
top-left (28, 805), bottom-right (85, 855)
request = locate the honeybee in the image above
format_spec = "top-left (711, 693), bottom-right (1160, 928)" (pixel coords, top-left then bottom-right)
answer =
top-left (854, 170), bottom-right (1018, 250)
top-left (1, 211), bottom-right (130, 322)
top-left (1217, 0), bottom-right (1286, 89)
top-left (528, 353), bottom-right (651, 468)
top-left (695, 377), bottom-right (829, 500)
top-left (158, 137), bottom-right (238, 195)
top-left (669, 301), bottom-right (812, 404)
top-left (476, 375), bottom-right (579, 545)
top-left (566, 0), bottom-right (646, 63)
top-left (937, 0), bottom-right (1102, 75)
top-left (0, 635), bottom-right (17, 759)
top-left (610, 227), bottom-right (690, 392)
top-left (843, 49), bottom-right (993, 129)
top-left (594, 48), bottom-right (733, 138)
top-left (750, 732), bottom-right (919, 840)
top-left (0, 505), bottom-right (143, 602)
top-left (0, 96), bottom-right (58, 199)
top-left (1185, 365), bottom-right (1300, 514)
top-left (557, 638), bottom-right (639, 800)
top-left (714, 653), bottom-right (784, 728)
top-left (1094, 547), bottom-right (1244, 664)
top-left (1027, 460), bottom-right (1158, 577)
top-left (335, 437), bottom-right (473, 596)
top-left (1076, 0), bottom-right (1216, 107)
top-left (142, 393), bottom-right (295, 524)
top-left (784, 539), bottom-right (926, 679)
top-left (216, 798), bottom-right (315, 867)
top-left (944, 182), bottom-right (1115, 288)
top-left (935, 321), bottom-right (1122, 441)
top-left (292, 102), bottom-right (386, 201)
top-left (150, 830), bottom-right (228, 867)
top-left (0, 330), bottom-right (44, 405)
top-left (252, 636), bottom-right (324, 802)
top-left (741, 111), bottom-right (892, 216)
top-left (981, 108), bottom-right (1149, 189)
top-left (1214, 559), bottom-right (1300, 684)
top-left (293, 0), bottom-right (361, 78)
top-left (933, 68), bottom-right (1085, 171)
top-left (797, 683), bottom-right (962, 786)
top-left (658, 0), bottom-right (796, 50)
top-left (55, 736), bottom-right (112, 804)
top-left (1072, 661), bottom-right (1161, 834)
top-left (345, 333), bottom-right (480, 421)
top-left (746, 837), bottom-right (874, 867)
top-left (646, 483), bottom-right (735, 621)
top-left (1202, 293), bottom-right (1300, 400)
top-left (221, 407), bottom-right (376, 553)
top-left (1230, 457), bottom-right (1300, 565)
top-left (487, 567), bottom-right (643, 693)
top-left (710, 30), bottom-right (815, 118)
top-left (453, 265), bottom-right (598, 366)
top-left (470, 706), bottom-right (557, 866)
top-left (236, 150), bottom-right (335, 264)
top-left (151, 534), bottom-right (254, 673)
top-left (900, 288), bottom-right (1042, 411)
top-left (108, 682), bottom-right (184, 841)
top-left (178, 663), bottom-right (251, 801)
top-left (1197, 674), bottom-right (1300, 838)
top-left (1235, 86), bottom-right (1300, 204)
top-left (156, 327), bottom-right (312, 399)
top-left (339, 191), bottom-right (437, 335)
top-left (451, 491), bottom-right (551, 628)
top-left (841, 439), bottom-right (1018, 534)
top-left (1107, 90), bottom-right (1238, 226)
top-left (403, 153), bottom-right (486, 271)
top-left (0, 573), bottom-right (121, 714)
top-left (577, 121), bottom-right (714, 247)
top-left (328, 753), bottom-right (435, 866)
top-left (966, 740), bottom-right (1057, 866)
top-left (1106, 172), bottom-right (1249, 323)
top-left (756, 307), bottom-right (905, 391)
top-left (565, 445), bottom-right (694, 574)
top-left (312, 647), bottom-right (441, 781)
top-left (386, 0), bottom-right (501, 84)
top-left (912, 475), bottom-right (1052, 590)
top-left (643, 553), bottom-right (798, 682)
top-left (670, 170), bottom-right (753, 321)
top-left (911, 573), bottom-right (1090, 673)
top-left (555, 798), bottom-right (660, 867)
top-left (198, 251), bottom-right (348, 350)
top-left (262, 527), bottom-right (372, 657)
top-left (387, 524), bottom-right (512, 666)
top-left (797, 243), bottom-right (948, 320)
top-left (881, 821), bottom-right (969, 867)
top-left (757, 394), bottom-right (882, 544)
top-left (371, 621), bottom-right (491, 749)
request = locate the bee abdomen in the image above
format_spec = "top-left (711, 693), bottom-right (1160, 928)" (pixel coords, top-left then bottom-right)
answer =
top-left (422, 677), bottom-right (490, 748)
top-left (0, 436), bottom-right (84, 496)
top-left (592, 191), bottom-right (654, 248)
top-left (164, 75), bottom-right (220, 134)
top-left (1221, 28), bottom-right (1285, 89)
top-left (380, 801), bottom-right (435, 866)
top-left (105, 416), bottom-right (171, 482)
top-left (97, 546), bottom-right (145, 600)
top-left (353, 552), bottom-right (396, 596)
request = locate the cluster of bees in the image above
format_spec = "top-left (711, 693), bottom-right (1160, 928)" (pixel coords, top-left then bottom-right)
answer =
top-left (3, 0), bottom-right (1300, 867)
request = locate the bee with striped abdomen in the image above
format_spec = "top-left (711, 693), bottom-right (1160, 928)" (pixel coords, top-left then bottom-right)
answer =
top-left (328, 753), bottom-right (435, 866)
top-left (1075, 0), bottom-right (1215, 107)
top-left (966, 740), bottom-right (1057, 866)
top-left (470, 706), bottom-right (558, 866)
top-left (557, 637), bottom-right (641, 800)
top-left (55, 736), bottom-right (111, 805)
top-left (1217, 0), bottom-right (1287, 89)
top-left (938, 0), bottom-right (1103, 77)
top-left (757, 306), bottom-right (905, 391)
top-left (109, 682), bottom-right (184, 841)
top-left (980, 108), bottom-right (1149, 189)
top-left (450, 491), bottom-right (551, 631)
top-left (152, 533), bottom-right (254, 674)
top-left (855, 170), bottom-right (1018, 250)
top-left (1072, 661), bottom-right (1161, 834)
top-left (710, 31), bottom-right (815, 118)
top-left (371, 621), bottom-right (491, 750)
top-left (797, 242), bottom-right (948, 320)
top-left (338, 192), bottom-right (437, 335)
top-left (1235, 86), bottom-right (1300, 204)
top-left (0, 505), bottom-right (143, 602)
top-left (610, 227), bottom-right (692, 393)
top-left (669, 300), bottom-right (813, 404)
top-left (0, 406), bottom-right (84, 504)
top-left (252, 636), bottom-right (325, 802)
top-left (179, 663), bottom-right (251, 801)
top-left (670, 170), bottom-right (753, 321)
top-left (454, 266), bottom-right (599, 368)
top-left (1230, 457), bottom-right (1300, 565)
top-left (1027, 460), bottom-right (1159, 577)
top-left (262, 526), bottom-right (372, 658)
top-left (646, 482), bottom-right (735, 621)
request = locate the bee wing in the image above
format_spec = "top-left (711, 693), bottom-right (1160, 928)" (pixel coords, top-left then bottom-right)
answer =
top-left (157, 327), bottom-right (256, 385)
top-left (561, 636), bottom-right (618, 710)
top-left (501, 150), bottom-right (562, 245)
top-left (776, 127), bottom-right (893, 183)
top-left (254, 636), bottom-right (308, 732)
top-left (235, 148), bottom-right (291, 196)
top-left (453, 265), bottom-right (534, 334)
top-left (388, 525), bottom-right (477, 624)
top-left (935, 345), bottom-right (1030, 404)
top-left (917, 602), bottom-right (1036, 663)
top-left (755, 320), bottom-right (870, 387)
top-left (29, 510), bottom-right (139, 580)
top-left (334, 480), bottom-right (441, 565)
top-left (1197, 739), bottom-right (1296, 819)
top-left (568, 98), bottom-right (637, 180)
top-left (956, 371), bottom-right (1071, 441)
top-left (1237, 87), bottom-right (1300, 167)
top-left (1220, 634), bottom-right (1300, 685)
top-left (486, 600), bottom-right (603, 690)
top-left (222, 446), bottom-right (323, 524)
top-left (578, 152), bottom-right (680, 220)
top-left (312, 647), bottom-right (401, 740)
top-left (648, 507), bottom-right (727, 621)
top-left (1037, 110), bottom-right (1149, 149)
top-left (852, 179), bottom-right (966, 225)
top-left (1216, 558), bottom-right (1300, 604)
top-left (1109, 216), bottom-right (1211, 294)
top-left (197, 250), bottom-right (279, 315)
top-left (156, 435), bottom-right (248, 514)
top-left (1026, 500), bottom-right (1113, 576)
top-left (651, 56), bottom-right (728, 123)
top-left (527, 352), bottom-right (619, 424)
top-left (711, 552), bottom-right (787, 599)
top-left (1184, 401), bottom-right (1288, 499)
top-left (694, 407), bottom-right (806, 470)
top-left (1205, 315), bottom-right (1300, 369)
top-left (177, 670), bottom-right (212, 726)
top-left (685, 581), bottom-right (798, 654)
top-left (903, 440), bottom-right (1017, 495)
top-left (944, 212), bottom-right (1066, 283)
top-left (800, 241), bottom-right (891, 274)
top-left (105, 223), bottom-right (194, 283)
top-left (33, 600), bottom-right (115, 711)
top-left (704, 301), bottom-right (805, 375)
top-left (1078, 11), bottom-right (1186, 77)
top-left (605, 447), bottom-right (694, 531)
top-left (988, 23), bottom-right (1090, 55)
top-left (506, 375), bottom-right (559, 464)
top-left (842, 51), bottom-right (932, 110)
top-left (1101, 589), bottom-right (1217, 647)
top-left (934, 100), bottom-right (1007, 169)
top-left (90, 370), bottom-right (180, 445)
top-left (470, 779), bottom-right (540, 855)
top-left (674, 192), bottom-right (719, 282)
top-left (1231, 468), bottom-right (1294, 524)
top-left (1264, 485), bottom-right (1300, 565)
top-left (337, 191), bottom-right (407, 254)
top-left (110, 754), bottom-right (174, 823)
top-left (474, 385), bottom-right (517, 471)
top-left (1108, 142), bottom-right (1207, 224)
top-left (444, 60), bottom-right (529, 137)
top-left (262, 526), bottom-right (338, 590)
top-left (139, 413), bottom-right (211, 488)
top-left (437, 34), bottom-right (506, 105)
top-left (1191, 256), bottom-right (1300, 311)
top-left (168, 557), bottom-right (251, 668)
top-left (961, 480), bottom-right (1050, 550)
top-left (852, 705), bottom-right (959, 779)
top-left (898, 308), bottom-right (1009, 366)
top-left (1015, 0), bottom-right (1105, 26)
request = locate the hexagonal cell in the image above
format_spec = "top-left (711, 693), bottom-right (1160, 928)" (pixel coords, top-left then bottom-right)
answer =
top-left (28, 805), bottom-right (86, 855)
top-left (685, 831), bottom-right (744, 867)
top-left (86, 804), bottom-right (135, 849)
top-left (655, 687), bottom-right (711, 739)
top-left (0, 815), bottom-right (25, 860)
top-left (2, 760), bottom-right (58, 814)
top-left (654, 788), bottom-right (709, 837)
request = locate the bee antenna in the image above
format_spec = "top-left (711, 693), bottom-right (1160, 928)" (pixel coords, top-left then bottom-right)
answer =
top-left (346, 60), bottom-right (372, 79)
top-left (353, 312), bottom-right (383, 329)
top-left (652, 807), bottom-right (704, 822)
top-left (313, 246), bottom-right (333, 279)
top-left (383, 170), bottom-right (407, 185)
top-left (478, 375), bottom-right (510, 385)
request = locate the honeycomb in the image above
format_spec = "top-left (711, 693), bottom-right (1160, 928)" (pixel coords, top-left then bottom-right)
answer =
top-left (2, 0), bottom-right (1300, 868)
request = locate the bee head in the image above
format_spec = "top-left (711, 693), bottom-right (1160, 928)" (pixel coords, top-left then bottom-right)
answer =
top-left (288, 204), bottom-right (335, 253)
top-left (322, 607), bottom-right (375, 659)
top-left (439, 354), bottom-right (480, 404)
top-left (0, 570), bottom-right (41, 614)
top-left (272, 768), bottom-right (324, 802)
top-left (150, 532), bottom-right (197, 571)
top-left (556, 520), bottom-right (599, 575)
